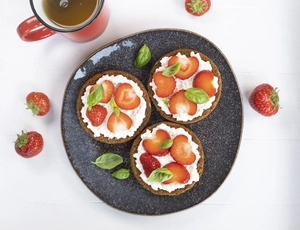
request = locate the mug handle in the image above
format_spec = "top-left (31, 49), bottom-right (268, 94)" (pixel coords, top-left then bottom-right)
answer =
top-left (17, 16), bottom-right (56, 42)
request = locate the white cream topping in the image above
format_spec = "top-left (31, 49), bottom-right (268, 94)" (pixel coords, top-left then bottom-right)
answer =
top-left (149, 51), bottom-right (219, 121)
top-left (80, 74), bottom-right (147, 139)
top-left (133, 123), bottom-right (201, 193)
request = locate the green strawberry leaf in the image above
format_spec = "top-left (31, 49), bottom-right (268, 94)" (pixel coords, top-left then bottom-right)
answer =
top-left (147, 168), bottom-right (173, 183)
top-left (163, 62), bottom-right (181, 76)
top-left (92, 152), bottom-right (123, 170)
top-left (185, 87), bottom-right (210, 104)
top-left (87, 84), bottom-right (104, 110)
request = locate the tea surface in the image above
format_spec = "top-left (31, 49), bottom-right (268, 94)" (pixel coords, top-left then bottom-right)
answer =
top-left (42, 0), bottom-right (98, 27)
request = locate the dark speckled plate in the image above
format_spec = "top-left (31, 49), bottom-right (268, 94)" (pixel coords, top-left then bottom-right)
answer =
top-left (61, 28), bottom-right (243, 215)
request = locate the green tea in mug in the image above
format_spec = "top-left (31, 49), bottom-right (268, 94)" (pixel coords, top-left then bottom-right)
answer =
top-left (42, 0), bottom-right (98, 27)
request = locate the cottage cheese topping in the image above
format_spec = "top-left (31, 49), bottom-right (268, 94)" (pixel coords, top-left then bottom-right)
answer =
top-left (150, 52), bottom-right (219, 121)
top-left (133, 123), bottom-right (201, 192)
top-left (80, 74), bottom-right (147, 139)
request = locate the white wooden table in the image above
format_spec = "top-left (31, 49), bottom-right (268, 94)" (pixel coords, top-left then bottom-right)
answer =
top-left (1, 0), bottom-right (299, 229)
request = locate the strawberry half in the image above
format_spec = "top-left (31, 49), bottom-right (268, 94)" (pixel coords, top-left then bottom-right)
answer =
top-left (168, 55), bottom-right (199, 80)
top-left (86, 104), bottom-right (108, 126)
top-left (140, 152), bottom-right (161, 177)
top-left (169, 90), bottom-right (197, 116)
top-left (107, 111), bottom-right (133, 133)
top-left (114, 83), bottom-right (140, 110)
top-left (170, 134), bottom-right (196, 165)
top-left (162, 162), bottom-right (190, 184)
top-left (193, 70), bottom-right (216, 97)
top-left (153, 71), bottom-right (176, 98)
top-left (142, 129), bottom-right (171, 156)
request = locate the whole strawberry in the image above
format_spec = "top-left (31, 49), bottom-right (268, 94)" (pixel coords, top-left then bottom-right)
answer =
top-left (14, 130), bottom-right (44, 158)
top-left (249, 83), bottom-right (280, 116)
top-left (26, 92), bottom-right (50, 116)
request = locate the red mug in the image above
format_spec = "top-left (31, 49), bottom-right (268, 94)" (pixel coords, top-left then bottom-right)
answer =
top-left (17, 0), bottom-right (109, 43)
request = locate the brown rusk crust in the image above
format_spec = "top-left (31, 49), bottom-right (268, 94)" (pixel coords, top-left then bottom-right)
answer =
top-left (130, 122), bottom-right (204, 196)
top-left (76, 70), bottom-right (151, 144)
top-left (148, 49), bottom-right (222, 124)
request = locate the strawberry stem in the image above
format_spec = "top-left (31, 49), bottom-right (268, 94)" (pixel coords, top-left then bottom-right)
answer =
top-left (188, 0), bottom-right (206, 14)
top-left (271, 87), bottom-right (280, 108)
top-left (15, 131), bottom-right (28, 148)
top-left (26, 101), bottom-right (39, 115)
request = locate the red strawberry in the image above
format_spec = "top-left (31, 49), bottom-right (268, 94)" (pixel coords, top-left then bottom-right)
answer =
top-left (14, 130), bottom-right (44, 158)
top-left (249, 83), bottom-right (280, 116)
top-left (114, 83), bottom-right (140, 110)
top-left (140, 152), bottom-right (161, 177)
top-left (90, 80), bottom-right (115, 103)
top-left (86, 104), bottom-right (108, 126)
top-left (168, 55), bottom-right (199, 80)
top-left (107, 111), bottom-right (133, 133)
top-left (26, 92), bottom-right (50, 116)
top-left (153, 71), bottom-right (176, 98)
top-left (142, 129), bottom-right (171, 156)
top-left (169, 90), bottom-right (197, 115)
top-left (162, 162), bottom-right (190, 184)
top-left (170, 134), bottom-right (196, 165)
top-left (193, 70), bottom-right (216, 97)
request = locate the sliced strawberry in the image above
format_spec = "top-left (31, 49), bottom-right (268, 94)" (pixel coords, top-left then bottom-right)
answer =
top-left (193, 70), bottom-right (216, 97)
top-left (140, 152), bottom-right (161, 177)
top-left (170, 134), bottom-right (196, 165)
top-left (169, 90), bottom-right (197, 116)
top-left (114, 83), bottom-right (140, 110)
top-left (90, 80), bottom-right (115, 103)
top-left (153, 71), bottom-right (176, 98)
top-left (107, 111), bottom-right (133, 133)
top-left (142, 129), bottom-right (171, 156)
top-left (168, 55), bottom-right (199, 80)
top-left (86, 104), bottom-right (108, 126)
top-left (162, 162), bottom-right (190, 184)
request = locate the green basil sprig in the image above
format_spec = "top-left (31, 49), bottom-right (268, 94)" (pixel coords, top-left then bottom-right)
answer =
top-left (134, 44), bottom-right (151, 68)
top-left (162, 62), bottom-right (181, 76)
top-left (112, 168), bottom-right (130, 180)
top-left (185, 87), bottom-right (210, 104)
top-left (87, 84), bottom-right (104, 110)
top-left (92, 152), bottom-right (123, 170)
top-left (147, 168), bottom-right (173, 183)
top-left (110, 99), bottom-right (120, 116)
top-left (160, 139), bottom-right (173, 149)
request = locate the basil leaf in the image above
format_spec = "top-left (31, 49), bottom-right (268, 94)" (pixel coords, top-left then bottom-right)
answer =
top-left (112, 168), bottom-right (130, 180)
top-left (87, 84), bottom-right (104, 110)
top-left (134, 44), bottom-right (151, 68)
top-left (147, 168), bottom-right (173, 183)
top-left (162, 62), bottom-right (181, 76)
top-left (185, 88), bottom-right (210, 104)
top-left (110, 99), bottom-right (120, 116)
top-left (160, 139), bottom-right (173, 149)
top-left (92, 152), bottom-right (123, 170)
top-left (162, 99), bottom-right (170, 107)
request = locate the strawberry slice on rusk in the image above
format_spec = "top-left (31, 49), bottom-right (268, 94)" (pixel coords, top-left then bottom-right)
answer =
top-left (153, 71), bottom-right (176, 98)
top-left (168, 55), bottom-right (199, 80)
top-left (107, 111), bottom-right (133, 133)
top-left (140, 152), bottom-right (161, 177)
top-left (168, 90), bottom-right (197, 116)
top-left (114, 83), bottom-right (140, 110)
top-left (89, 80), bottom-right (115, 103)
top-left (193, 70), bottom-right (216, 97)
top-left (142, 129), bottom-right (171, 156)
top-left (86, 104), bottom-right (108, 127)
top-left (162, 162), bottom-right (190, 184)
top-left (170, 134), bottom-right (196, 165)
